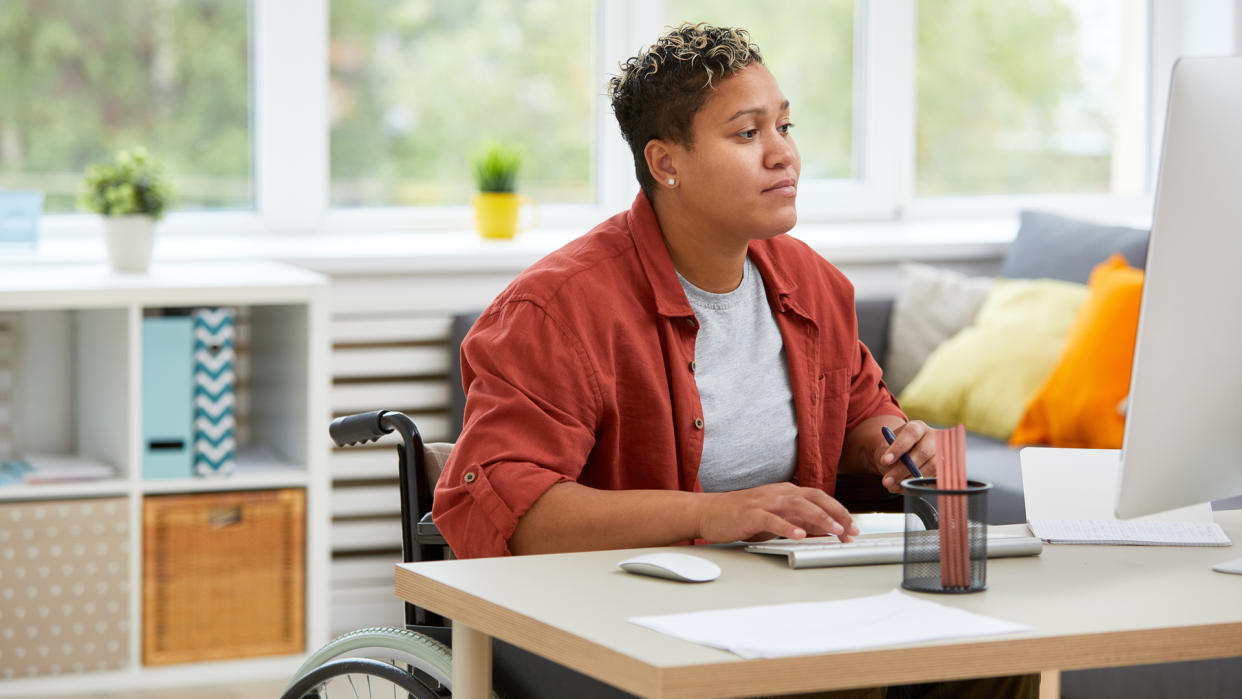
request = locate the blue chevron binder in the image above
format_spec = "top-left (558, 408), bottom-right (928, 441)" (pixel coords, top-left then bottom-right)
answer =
top-left (192, 308), bottom-right (236, 477)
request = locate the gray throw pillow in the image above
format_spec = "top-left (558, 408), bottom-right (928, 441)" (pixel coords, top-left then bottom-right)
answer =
top-left (1001, 210), bottom-right (1150, 283)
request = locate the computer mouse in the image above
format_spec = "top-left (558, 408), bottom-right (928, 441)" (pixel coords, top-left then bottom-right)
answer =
top-left (617, 552), bottom-right (721, 583)
top-left (1212, 557), bottom-right (1242, 575)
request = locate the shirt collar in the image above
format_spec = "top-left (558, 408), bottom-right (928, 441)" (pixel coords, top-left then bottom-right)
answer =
top-left (747, 240), bottom-right (805, 317)
top-left (627, 191), bottom-right (695, 317)
top-left (625, 190), bottom-right (805, 318)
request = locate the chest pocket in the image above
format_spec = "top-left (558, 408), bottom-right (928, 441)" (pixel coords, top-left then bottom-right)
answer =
top-left (817, 367), bottom-right (851, 470)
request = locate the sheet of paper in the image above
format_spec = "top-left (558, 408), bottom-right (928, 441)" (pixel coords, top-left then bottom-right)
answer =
top-left (1019, 448), bottom-right (1213, 522)
top-left (851, 512), bottom-right (924, 535)
top-left (1028, 519), bottom-right (1231, 546)
top-left (628, 589), bottom-right (1029, 659)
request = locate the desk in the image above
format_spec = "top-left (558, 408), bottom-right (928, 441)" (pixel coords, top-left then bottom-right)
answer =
top-left (395, 514), bottom-right (1242, 699)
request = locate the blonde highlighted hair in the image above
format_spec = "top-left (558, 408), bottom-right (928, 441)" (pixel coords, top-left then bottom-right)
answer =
top-left (608, 23), bottom-right (763, 198)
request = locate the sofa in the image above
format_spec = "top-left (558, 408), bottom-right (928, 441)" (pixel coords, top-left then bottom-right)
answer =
top-left (446, 210), bottom-right (1242, 698)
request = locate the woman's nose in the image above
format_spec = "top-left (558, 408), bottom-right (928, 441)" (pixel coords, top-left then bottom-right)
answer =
top-left (766, 131), bottom-right (797, 170)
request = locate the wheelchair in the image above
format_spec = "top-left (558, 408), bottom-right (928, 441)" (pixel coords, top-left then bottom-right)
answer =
top-left (280, 409), bottom-right (636, 699)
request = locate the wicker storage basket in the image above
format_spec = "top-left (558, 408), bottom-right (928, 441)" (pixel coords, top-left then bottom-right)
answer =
top-left (142, 488), bottom-right (305, 665)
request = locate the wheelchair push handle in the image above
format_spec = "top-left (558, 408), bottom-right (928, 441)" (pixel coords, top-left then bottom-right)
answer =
top-left (331, 410), bottom-right (423, 450)
top-left (330, 410), bottom-right (396, 447)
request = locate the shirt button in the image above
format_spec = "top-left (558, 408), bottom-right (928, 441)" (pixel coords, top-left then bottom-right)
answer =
top-left (685, 317), bottom-right (697, 328)
top-left (694, 417), bottom-right (704, 430)
top-left (689, 360), bottom-right (696, 374)
top-left (463, 472), bottom-right (476, 483)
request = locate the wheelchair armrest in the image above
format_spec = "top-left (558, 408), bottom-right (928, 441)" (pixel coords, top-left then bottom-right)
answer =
top-left (415, 512), bottom-right (446, 547)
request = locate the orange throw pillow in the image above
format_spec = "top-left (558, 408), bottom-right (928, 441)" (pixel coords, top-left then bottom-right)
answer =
top-left (1010, 254), bottom-right (1143, 448)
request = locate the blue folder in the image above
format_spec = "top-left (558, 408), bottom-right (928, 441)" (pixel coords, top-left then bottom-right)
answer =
top-left (142, 316), bottom-right (193, 479)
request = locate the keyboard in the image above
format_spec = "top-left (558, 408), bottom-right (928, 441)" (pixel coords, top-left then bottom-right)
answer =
top-left (745, 533), bottom-right (1043, 569)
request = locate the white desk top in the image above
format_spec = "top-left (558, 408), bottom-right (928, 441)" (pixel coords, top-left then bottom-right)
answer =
top-left (397, 514), bottom-right (1242, 698)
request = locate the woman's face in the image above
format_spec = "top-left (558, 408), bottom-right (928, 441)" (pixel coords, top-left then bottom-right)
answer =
top-left (669, 63), bottom-right (800, 241)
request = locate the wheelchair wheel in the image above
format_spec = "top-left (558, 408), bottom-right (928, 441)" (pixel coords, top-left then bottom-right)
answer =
top-left (282, 626), bottom-right (501, 699)
top-left (283, 656), bottom-right (442, 698)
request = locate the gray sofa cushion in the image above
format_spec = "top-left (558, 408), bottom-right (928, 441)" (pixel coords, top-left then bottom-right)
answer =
top-left (963, 432), bottom-right (1026, 524)
top-left (1062, 656), bottom-right (1242, 699)
top-left (1002, 210), bottom-right (1150, 282)
top-left (855, 297), bottom-right (893, 370)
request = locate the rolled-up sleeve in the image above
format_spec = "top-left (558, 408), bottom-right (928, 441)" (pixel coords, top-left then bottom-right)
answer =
top-left (432, 298), bottom-right (602, 558)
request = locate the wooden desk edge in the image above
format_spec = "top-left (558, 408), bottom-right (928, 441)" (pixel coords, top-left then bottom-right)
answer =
top-left (397, 562), bottom-right (1242, 699)
top-left (396, 564), bottom-right (665, 697)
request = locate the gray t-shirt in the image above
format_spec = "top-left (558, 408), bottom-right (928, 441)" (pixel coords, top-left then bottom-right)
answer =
top-left (677, 256), bottom-right (798, 492)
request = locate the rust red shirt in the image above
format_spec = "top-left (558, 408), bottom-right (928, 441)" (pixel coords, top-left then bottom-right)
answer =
top-left (433, 192), bottom-right (904, 558)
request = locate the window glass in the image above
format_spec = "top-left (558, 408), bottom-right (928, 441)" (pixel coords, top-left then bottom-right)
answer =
top-left (661, 1), bottom-right (856, 180)
top-left (330, 0), bottom-right (596, 207)
top-left (0, 0), bottom-right (252, 213)
top-left (916, 0), bottom-right (1148, 196)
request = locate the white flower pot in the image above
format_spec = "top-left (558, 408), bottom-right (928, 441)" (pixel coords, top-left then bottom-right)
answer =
top-left (103, 215), bottom-right (156, 273)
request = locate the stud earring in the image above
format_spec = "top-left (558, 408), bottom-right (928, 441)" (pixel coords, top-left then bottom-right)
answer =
top-left (667, 178), bottom-right (676, 186)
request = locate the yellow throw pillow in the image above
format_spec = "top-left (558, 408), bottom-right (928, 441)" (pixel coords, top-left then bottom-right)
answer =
top-left (898, 278), bottom-right (1088, 440)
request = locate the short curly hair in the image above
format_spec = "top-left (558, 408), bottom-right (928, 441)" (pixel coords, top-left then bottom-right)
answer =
top-left (607, 23), bottom-right (763, 199)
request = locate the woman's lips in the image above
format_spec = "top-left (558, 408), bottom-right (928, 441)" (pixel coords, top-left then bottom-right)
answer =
top-left (763, 183), bottom-right (797, 197)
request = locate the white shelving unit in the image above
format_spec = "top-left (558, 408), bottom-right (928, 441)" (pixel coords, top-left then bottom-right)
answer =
top-left (0, 261), bottom-right (330, 695)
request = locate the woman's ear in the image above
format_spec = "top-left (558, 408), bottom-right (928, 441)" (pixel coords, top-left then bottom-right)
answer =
top-left (644, 139), bottom-right (679, 189)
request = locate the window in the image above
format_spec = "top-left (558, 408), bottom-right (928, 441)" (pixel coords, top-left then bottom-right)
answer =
top-left (0, 0), bottom-right (252, 214)
top-left (328, 0), bottom-right (596, 207)
top-left (662, 0), bottom-right (857, 180)
top-left (915, 0), bottom-right (1149, 197)
top-left (3, 1), bottom-right (1226, 234)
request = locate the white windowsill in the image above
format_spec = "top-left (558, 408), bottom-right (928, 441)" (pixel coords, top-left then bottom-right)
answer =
top-left (3, 217), bottom-right (1020, 275)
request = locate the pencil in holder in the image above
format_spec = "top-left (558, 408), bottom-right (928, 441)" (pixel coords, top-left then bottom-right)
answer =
top-left (900, 477), bottom-right (991, 593)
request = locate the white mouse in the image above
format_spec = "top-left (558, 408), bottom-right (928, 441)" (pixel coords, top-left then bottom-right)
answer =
top-left (1213, 557), bottom-right (1242, 575)
top-left (617, 552), bottom-right (721, 582)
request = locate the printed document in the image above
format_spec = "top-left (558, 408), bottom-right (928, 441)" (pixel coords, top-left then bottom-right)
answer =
top-left (628, 589), bottom-right (1028, 659)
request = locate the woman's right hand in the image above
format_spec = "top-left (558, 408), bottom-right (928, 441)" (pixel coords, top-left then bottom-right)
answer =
top-left (695, 482), bottom-right (858, 544)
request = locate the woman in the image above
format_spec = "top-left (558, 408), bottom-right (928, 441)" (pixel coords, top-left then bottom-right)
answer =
top-left (435, 25), bottom-right (1036, 697)
top-left (434, 22), bottom-right (937, 559)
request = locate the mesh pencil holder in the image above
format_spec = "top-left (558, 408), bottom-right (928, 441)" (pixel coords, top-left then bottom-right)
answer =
top-left (900, 477), bottom-right (991, 594)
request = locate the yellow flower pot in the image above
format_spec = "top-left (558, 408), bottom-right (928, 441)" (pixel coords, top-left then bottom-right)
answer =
top-left (472, 192), bottom-right (521, 239)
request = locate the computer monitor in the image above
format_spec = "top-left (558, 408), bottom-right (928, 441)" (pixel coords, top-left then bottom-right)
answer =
top-left (1114, 56), bottom-right (1242, 521)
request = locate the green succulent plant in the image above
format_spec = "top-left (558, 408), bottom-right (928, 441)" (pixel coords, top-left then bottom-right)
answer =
top-left (78, 147), bottom-right (173, 219)
top-left (472, 142), bottom-right (523, 193)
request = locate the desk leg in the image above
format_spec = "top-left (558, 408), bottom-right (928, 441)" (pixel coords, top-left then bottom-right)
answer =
top-left (452, 621), bottom-right (492, 699)
top-left (1038, 670), bottom-right (1060, 699)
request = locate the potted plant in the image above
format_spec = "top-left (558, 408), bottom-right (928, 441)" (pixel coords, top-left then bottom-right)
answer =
top-left (471, 141), bottom-right (524, 239)
top-left (79, 147), bottom-right (173, 273)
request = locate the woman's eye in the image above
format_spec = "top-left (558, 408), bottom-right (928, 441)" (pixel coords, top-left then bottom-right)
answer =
top-left (739, 129), bottom-right (758, 139)
top-left (778, 122), bottom-right (795, 134)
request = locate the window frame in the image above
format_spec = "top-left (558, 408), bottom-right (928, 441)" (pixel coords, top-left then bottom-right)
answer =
top-left (29, 0), bottom-right (1239, 239)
